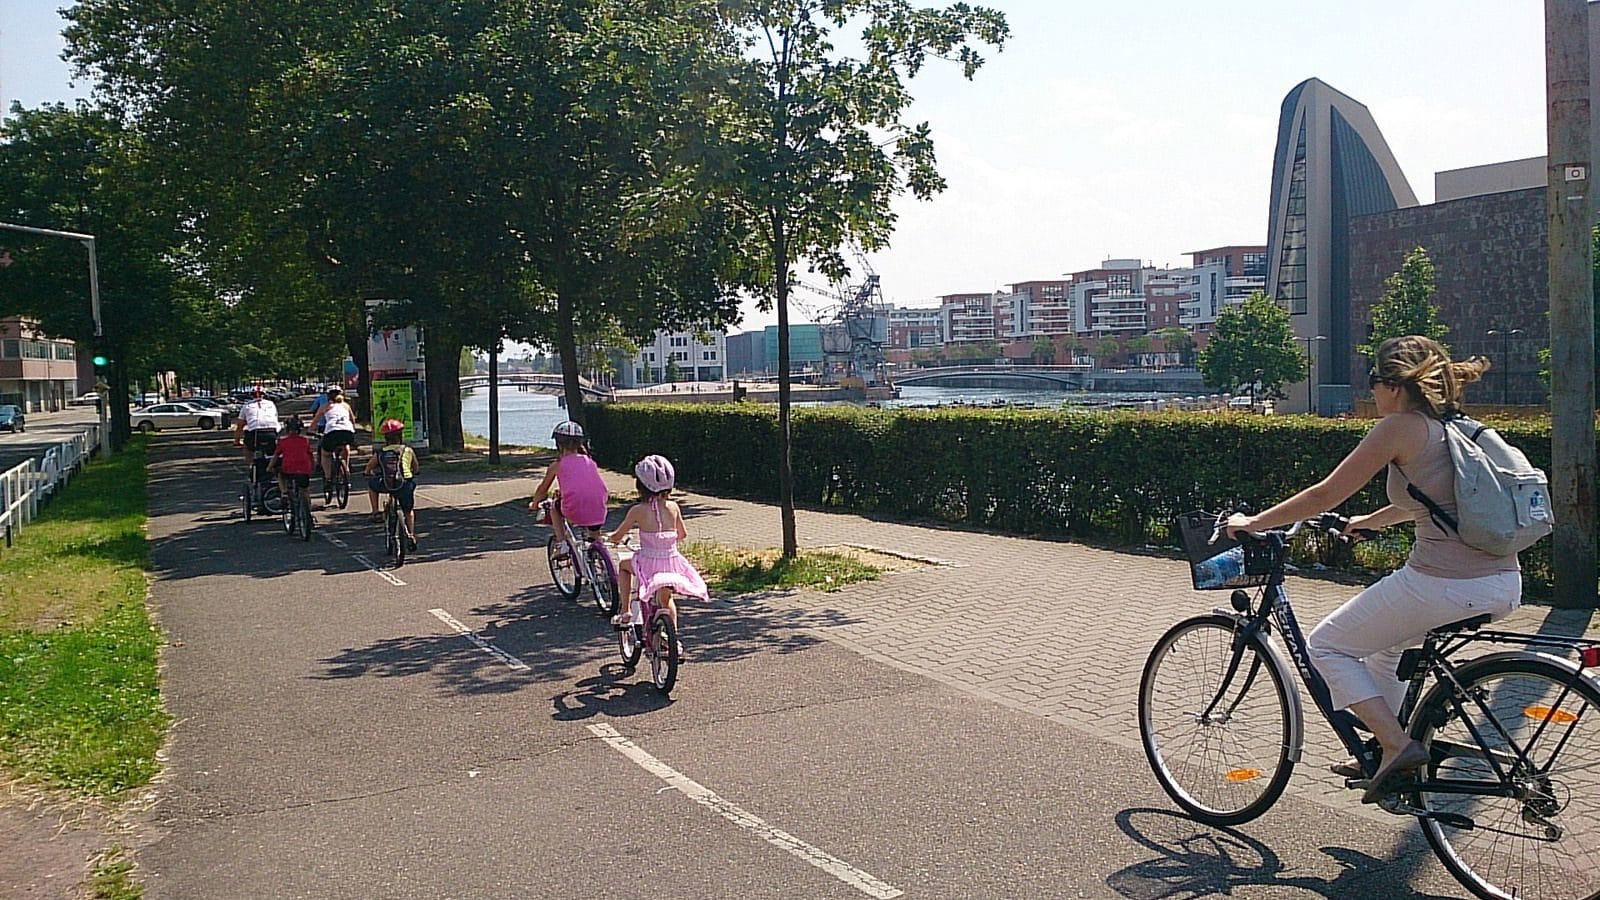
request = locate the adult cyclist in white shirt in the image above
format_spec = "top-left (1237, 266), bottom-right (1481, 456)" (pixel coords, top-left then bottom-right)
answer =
top-left (309, 386), bottom-right (359, 501)
top-left (232, 387), bottom-right (281, 468)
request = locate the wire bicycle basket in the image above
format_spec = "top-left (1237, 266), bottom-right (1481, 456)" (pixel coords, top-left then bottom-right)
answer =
top-left (1177, 510), bottom-right (1282, 591)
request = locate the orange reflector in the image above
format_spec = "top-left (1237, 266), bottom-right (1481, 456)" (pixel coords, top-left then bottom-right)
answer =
top-left (1525, 705), bottom-right (1579, 724)
top-left (1224, 768), bottom-right (1263, 782)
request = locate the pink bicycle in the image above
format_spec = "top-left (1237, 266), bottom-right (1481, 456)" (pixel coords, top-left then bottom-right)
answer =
top-left (610, 537), bottom-right (679, 695)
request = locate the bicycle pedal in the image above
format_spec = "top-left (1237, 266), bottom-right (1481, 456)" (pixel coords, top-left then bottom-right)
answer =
top-left (1343, 777), bottom-right (1370, 791)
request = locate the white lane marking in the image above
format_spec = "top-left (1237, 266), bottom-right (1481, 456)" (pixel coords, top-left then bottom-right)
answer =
top-left (429, 608), bottom-right (530, 671)
top-left (586, 723), bottom-right (903, 899)
top-left (318, 531), bottom-right (406, 586)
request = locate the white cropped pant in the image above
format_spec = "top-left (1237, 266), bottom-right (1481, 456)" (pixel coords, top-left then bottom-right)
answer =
top-left (1307, 565), bottom-right (1522, 713)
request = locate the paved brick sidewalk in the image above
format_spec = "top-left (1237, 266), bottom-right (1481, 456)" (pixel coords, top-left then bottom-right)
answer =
top-left (416, 464), bottom-right (1597, 827)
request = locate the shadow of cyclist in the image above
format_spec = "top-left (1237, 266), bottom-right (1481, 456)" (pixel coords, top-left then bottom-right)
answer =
top-left (1105, 808), bottom-right (1455, 899)
top-left (550, 667), bottom-right (674, 721)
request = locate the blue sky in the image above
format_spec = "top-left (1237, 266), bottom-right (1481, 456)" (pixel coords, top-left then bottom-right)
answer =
top-left (2, 1), bottom-right (1550, 332)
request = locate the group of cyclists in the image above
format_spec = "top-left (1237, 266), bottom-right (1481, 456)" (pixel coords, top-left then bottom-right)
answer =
top-left (231, 385), bottom-right (418, 548)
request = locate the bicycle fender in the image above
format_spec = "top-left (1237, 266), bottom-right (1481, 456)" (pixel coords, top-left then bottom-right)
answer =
top-left (1412, 649), bottom-right (1598, 735)
top-left (1204, 611), bottom-right (1308, 765)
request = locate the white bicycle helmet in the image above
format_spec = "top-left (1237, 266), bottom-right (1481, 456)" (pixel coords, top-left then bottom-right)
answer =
top-left (634, 454), bottom-right (675, 493)
top-left (552, 420), bottom-right (585, 440)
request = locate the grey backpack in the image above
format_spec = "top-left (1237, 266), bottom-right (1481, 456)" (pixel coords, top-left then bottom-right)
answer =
top-left (1398, 415), bottom-right (1553, 556)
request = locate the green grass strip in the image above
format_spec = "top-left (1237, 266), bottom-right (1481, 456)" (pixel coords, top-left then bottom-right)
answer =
top-left (683, 542), bottom-right (882, 594)
top-left (0, 438), bottom-right (167, 798)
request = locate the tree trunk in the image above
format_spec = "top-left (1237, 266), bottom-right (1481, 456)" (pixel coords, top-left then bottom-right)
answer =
top-left (556, 284), bottom-right (585, 426)
top-left (423, 326), bottom-right (465, 452)
top-left (488, 341), bottom-right (500, 464)
top-left (343, 305), bottom-right (371, 425)
top-left (774, 213), bottom-right (796, 559)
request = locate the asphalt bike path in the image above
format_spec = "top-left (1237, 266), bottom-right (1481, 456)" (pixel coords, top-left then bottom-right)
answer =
top-left (135, 430), bottom-right (1522, 898)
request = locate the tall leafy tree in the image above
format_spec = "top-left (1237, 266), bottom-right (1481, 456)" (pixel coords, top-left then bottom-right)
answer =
top-left (1156, 325), bottom-right (1194, 365)
top-left (726, 0), bottom-right (1008, 557)
top-left (1359, 246), bottom-right (1448, 357)
top-left (1199, 291), bottom-right (1306, 398)
top-left (0, 104), bottom-right (192, 448)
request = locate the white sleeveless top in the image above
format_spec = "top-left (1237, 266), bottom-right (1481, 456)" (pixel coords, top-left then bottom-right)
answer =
top-left (321, 402), bottom-right (355, 434)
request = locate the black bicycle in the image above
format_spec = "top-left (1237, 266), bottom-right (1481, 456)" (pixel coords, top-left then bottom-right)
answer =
top-left (280, 476), bottom-right (312, 542)
top-left (382, 491), bottom-right (412, 567)
top-left (1139, 511), bottom-right (1600, 900)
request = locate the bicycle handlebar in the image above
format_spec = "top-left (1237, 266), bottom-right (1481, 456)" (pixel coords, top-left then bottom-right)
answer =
top-left (1217, 512), bottom-right (1378, 545)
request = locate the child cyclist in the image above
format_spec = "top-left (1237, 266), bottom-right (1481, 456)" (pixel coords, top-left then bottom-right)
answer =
top-left (607, 455), bottom-right (708, 653)
top-left (267, 416), bottom-right (317, 502)
top-left (365, 418), bottom-right (420, 549)
top-left (528, 421), bottom-right (609, 552)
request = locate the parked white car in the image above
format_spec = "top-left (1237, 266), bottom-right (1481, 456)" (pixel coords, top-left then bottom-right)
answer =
top-left (131, 402), bottom-right (225, 432)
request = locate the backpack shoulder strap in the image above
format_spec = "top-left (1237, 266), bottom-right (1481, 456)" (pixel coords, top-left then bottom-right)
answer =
top-left (1394, 414), bottom-right (1461, 535)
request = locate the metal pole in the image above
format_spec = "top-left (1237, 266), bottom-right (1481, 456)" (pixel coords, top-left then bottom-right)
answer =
top-left (1546, 0), bottom-right (1596, 609)
top-left (84, 239), bottom-right (108, 459)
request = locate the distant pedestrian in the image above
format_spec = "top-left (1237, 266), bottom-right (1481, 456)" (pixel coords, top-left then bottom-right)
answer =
top-left (607, 454), bottom-right (706, 655)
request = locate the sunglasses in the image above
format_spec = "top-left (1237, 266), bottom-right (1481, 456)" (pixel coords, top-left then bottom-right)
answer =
top-left (1368, 370), bottom-right (1397, 389)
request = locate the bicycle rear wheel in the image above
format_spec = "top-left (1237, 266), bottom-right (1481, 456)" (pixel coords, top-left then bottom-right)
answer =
top-left (335, 469), bottom-right (350, 509)
top-left (243, 484), bottom-right (253, 522)
top-left (297, 491), bottom-right (313, 541)
top-left (1409, 656), bottom-right (1600, 900)
top-left (648, 613), bottom-right (678, 695)
top-left (281, 488), bottom-right (295, 534)
top-left (546, 535), bottom-right (580, 598)
top-left (1138, 614), bottom-right (1296, 826)
top-left (587, 545), bottom-right (619, 616)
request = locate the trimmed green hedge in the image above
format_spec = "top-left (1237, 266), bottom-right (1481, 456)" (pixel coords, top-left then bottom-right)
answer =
top-left (586, 403), bottom-right (1565, 592)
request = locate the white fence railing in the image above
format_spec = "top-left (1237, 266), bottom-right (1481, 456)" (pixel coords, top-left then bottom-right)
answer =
top-left (0, 425), bottom-right (103, 550)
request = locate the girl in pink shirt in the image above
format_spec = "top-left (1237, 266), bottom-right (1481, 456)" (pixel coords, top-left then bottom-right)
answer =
top-left (528, 421), bottom-right (609, 550)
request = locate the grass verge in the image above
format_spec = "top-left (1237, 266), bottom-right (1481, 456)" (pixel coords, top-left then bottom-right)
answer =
top-left (0, 437), bottom-right (166, 798)
top-left (682, 542), bottom-right (887, 594)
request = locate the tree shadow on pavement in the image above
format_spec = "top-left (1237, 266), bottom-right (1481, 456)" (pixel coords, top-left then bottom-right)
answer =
top-left (310, 583), bottom-right (864, 699)
top-left (1106, 808), bottom-right (1453, 899)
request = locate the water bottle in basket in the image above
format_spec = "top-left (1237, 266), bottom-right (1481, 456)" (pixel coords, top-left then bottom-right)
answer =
top-left (1192, 546), bottom-right (1245, 589)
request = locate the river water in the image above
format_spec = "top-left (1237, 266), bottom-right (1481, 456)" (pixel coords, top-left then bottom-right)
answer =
top-left (460, 383), bottom-right (1187, 447)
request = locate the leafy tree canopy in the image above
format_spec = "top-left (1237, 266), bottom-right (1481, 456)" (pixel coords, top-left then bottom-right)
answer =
top-left (1198, 291), bottom-right (1306, 397)
top-left (1359, 246), bottom-right (1448, 358)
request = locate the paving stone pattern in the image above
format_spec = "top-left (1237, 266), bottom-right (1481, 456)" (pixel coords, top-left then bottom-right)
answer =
top-left (417, 466), bottom-right (1596, 828)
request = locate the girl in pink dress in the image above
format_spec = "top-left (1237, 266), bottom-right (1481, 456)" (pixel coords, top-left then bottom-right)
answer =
top-left (607, 455), bottom-right (708, 651)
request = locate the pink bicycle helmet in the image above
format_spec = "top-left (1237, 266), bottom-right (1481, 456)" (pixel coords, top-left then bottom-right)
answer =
top-left (634, 454), bottom-right (675, 493)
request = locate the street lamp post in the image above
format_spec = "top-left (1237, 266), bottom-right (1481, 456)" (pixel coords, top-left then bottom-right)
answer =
top-left (0, 222), bottom-right (106, 457)
top-left (1486, 328), bottom-right (1524, 406)
top-left (1300, 334), bottom-right (1328, 414)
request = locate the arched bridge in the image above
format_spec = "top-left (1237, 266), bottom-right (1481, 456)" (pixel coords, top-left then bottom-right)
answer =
top-left (893, 364), bottom-right (1209, 394)
top-left (894, 365), bottom-right (1092, 389)
top-left (459, 373), bottom-right (611, 399)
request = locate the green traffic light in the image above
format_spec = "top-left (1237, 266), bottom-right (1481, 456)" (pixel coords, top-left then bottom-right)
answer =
top-left (92, 355), bottom-right (109, 366)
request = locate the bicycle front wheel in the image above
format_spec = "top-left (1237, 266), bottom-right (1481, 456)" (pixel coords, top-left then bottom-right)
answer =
top-left (1410, 656), bottom-right (1600, 900)
top-left (1138, 614), bottom-right (1296, 826)
top-left (546, 535), bottom-right (580, 598)
top-left (587, 546), bottom-right (619, 616)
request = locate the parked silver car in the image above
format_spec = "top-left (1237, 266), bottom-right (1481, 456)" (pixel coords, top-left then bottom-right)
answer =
top-left (130, 402), bottom-right (224, 432)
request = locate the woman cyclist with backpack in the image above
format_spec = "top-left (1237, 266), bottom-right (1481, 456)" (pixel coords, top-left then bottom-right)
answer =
top-left (1223, 335), bottom-right (1522, 804)
top-left (365, 418), bottom-right (419, 549)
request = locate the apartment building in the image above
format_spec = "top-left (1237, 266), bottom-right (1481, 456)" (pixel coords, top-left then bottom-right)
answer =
top-left (1182, 245), bottom-right (1268, 333)
top-left (886, 306), bottom-right (943, 349)
top-left (0, 317), bottom-right (84, 412)
top-left (633, 328), bottom-right (726, 384)
top-left (1006, 280), bottom-right (1074, 337)
top-left (939, 292), bottom-right (1000, 344)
